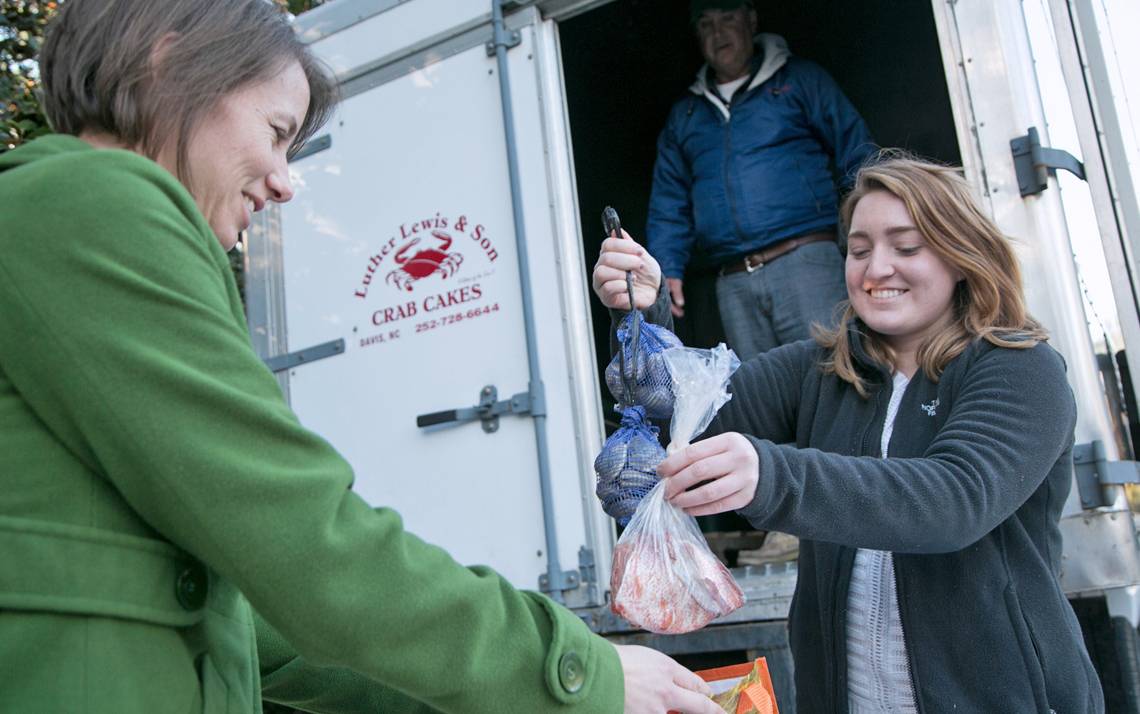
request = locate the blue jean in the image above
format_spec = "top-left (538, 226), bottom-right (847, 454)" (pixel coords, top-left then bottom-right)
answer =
top-left (714, 240), bottom-right (848, 360)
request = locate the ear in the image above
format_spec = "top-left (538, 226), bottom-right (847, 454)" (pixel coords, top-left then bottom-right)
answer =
top-left (148, 32), bottom-right (181, 78)
top-left (748, 8), bottom-right (758, 34)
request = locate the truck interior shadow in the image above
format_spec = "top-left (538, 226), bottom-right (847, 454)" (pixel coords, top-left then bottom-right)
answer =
top-left (560, 0), bottom-right (960, 427)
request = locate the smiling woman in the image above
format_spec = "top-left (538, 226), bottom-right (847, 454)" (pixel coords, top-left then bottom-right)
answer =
top-left (39, 0), bottom-right (332, 250)
top-left (593, 153), bottom-right (1104, 712)
top-left (163, 63), bottom-right (310, 249)
top-left (843, 190), bottom-right (965, 377)
top-left (0, 1), bottom-right (720, 713)
top-left (817, 155), bottom-right (1050, 395)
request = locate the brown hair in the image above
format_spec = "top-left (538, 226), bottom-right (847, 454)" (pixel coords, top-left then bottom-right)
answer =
top-left (39, 0), bottom-right (337, 181)
top-left (815, 152), bottom-right (1048, 396)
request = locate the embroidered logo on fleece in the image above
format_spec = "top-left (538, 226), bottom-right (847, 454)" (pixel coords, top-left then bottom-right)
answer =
top-left (921, 399), bottom-right (939, 417)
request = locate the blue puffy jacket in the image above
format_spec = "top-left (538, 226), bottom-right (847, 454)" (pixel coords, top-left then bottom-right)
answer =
top-left (647, 34), bottom-right (876, 278)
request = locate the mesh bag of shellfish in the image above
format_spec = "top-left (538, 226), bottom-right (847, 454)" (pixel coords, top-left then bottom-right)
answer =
top-left (604, 311), bottom-right (682, 420)
top-left (594, 405), bottom-right (667, 527)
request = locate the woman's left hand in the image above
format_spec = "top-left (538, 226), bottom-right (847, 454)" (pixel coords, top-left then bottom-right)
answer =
top-left (658, 433), bottom-right (760, 516)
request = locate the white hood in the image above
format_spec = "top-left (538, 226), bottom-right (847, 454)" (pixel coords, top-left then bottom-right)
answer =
top-left (689, 33), bottom-right (791, 120)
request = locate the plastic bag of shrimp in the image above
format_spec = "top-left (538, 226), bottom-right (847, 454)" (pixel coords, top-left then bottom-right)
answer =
top-left (609, 344), bottom-right (744, 634)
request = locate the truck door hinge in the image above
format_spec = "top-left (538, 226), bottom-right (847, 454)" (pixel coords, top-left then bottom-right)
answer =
top-left (415, 383), bottom-right (540, 433)
top-left (539, 567), bottom-right (581, 594)
top-left (486, 29), bottom-right (521, 57)
top-left (486, 0), bottom-right (523, 56)
top-left (577, 546), bottom-right (597, 585)
top-left (537, 549), bottom-right (593, 600)
top-left (262, 338), bottom-right (345, 373)
top-left (1073, 440), bottom-right (1140, 508)
top-left (1011, 126), bottom-right (1086, 197)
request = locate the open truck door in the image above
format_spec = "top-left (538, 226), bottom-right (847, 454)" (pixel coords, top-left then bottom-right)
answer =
top-left (1049, 0), bottom-right (1140, 705)
top-left (934, 0), bottom-right (1140, 706)
top-left (244, 3), bottom-right (611, 609)
top-left (1048, 0), bottom-right (1140, 427)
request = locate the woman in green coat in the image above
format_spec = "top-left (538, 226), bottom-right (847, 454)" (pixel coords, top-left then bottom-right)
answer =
top-left (0, 1), bottom-right (722, 712)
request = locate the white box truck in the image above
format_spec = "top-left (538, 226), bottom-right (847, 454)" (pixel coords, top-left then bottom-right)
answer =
top-left (245, 1), bottom-right (1140, 709)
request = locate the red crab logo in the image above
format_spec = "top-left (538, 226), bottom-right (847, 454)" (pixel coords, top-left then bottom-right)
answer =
top-left (386, 229), bottom-right (464, 292)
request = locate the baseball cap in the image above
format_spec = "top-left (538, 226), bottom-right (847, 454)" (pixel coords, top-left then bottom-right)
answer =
top-left (690, 0), bottom-right (755, 24)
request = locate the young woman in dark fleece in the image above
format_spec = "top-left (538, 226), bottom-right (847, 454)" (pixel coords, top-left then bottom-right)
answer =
top-left (593, 156), bottom-right (1104, 713)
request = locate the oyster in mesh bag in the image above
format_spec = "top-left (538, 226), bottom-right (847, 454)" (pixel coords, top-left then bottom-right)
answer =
top-left (605, 311), bottom-right (682, 420)
top-left (594, 406), bottom-right (666, 527)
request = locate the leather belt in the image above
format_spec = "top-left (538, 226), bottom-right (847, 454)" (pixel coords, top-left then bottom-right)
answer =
top-left (719, 231), bottom-right (836, 276)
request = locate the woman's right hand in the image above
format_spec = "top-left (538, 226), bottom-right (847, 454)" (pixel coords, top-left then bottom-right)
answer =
top-left (615, 644), bottom-right (721, 714)
top-left (591, 230), bottom-right (662, 311)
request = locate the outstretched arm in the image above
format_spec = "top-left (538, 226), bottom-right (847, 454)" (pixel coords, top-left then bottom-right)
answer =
top-left (662, 344), bottom-right (1075, 554)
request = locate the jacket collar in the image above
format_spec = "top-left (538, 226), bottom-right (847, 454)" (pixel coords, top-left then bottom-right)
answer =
top-left (846, 321), bottom-right (993, 386)
top-left (688, 33), bottom-right (791, 120)
top-left (0, 134), bottom-right (93, 174)
top-left (846, 319), bottom-right (894, 385)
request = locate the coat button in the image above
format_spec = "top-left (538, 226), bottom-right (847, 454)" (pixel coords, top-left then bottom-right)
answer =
top-left (558, 651), bottom-right (585, 694)
top-left (175, 562), bottom-right (208, 610)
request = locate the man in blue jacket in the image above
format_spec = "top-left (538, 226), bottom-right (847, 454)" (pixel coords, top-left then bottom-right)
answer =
top-left (648, 0), bottom-right (876, 360)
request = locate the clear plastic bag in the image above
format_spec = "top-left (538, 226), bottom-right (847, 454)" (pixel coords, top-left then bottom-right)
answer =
top-left (661, 344), bottom-right (740, 455)
top-left (610, 344), bottom-right (744, 634)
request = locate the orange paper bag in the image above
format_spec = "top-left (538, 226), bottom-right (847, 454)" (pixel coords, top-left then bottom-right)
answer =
top-left (670, 657), bottom-right (779, 714)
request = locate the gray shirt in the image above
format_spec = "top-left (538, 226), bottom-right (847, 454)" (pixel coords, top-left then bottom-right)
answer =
top-left (846, 372), bottom-right (918, 712)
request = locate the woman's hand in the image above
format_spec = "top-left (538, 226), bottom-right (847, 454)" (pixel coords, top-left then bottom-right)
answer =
top-left (658, 433), bottom-right (760, 516)
top-left (591, 230), bottom-right (663, 311)
top-left (615, 644), bottom-right (721, 714)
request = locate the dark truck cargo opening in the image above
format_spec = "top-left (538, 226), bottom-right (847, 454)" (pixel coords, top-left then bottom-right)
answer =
top-left (560, 0), bottom-right (960, 423)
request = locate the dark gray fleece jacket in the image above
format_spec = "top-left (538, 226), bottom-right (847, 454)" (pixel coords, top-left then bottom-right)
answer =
top-left (632, 293), bottom-right (1104, 713)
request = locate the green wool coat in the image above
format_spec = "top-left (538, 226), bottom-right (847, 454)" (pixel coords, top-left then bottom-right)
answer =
top-left (0, 135), bottom-right (623, 713)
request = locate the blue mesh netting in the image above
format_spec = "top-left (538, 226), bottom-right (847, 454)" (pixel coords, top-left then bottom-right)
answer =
top-left (594, 405), bottom-right (667, 527)
top-left (604, 311), bottom-right (682, 420)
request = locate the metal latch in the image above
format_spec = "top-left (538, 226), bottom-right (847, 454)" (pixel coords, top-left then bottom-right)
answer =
top-left (262, 338), bottom-right (345, 373)
top-left (1073, 440), bottom-right (1140, 508)
top-left (415, 384), bottom-right (536, 433)
top-left (1010, 126), bottom-right (1086, 197)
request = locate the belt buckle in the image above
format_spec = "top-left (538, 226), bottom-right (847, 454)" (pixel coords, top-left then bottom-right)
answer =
top-left (745, 254), bottom-right (764, 273)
